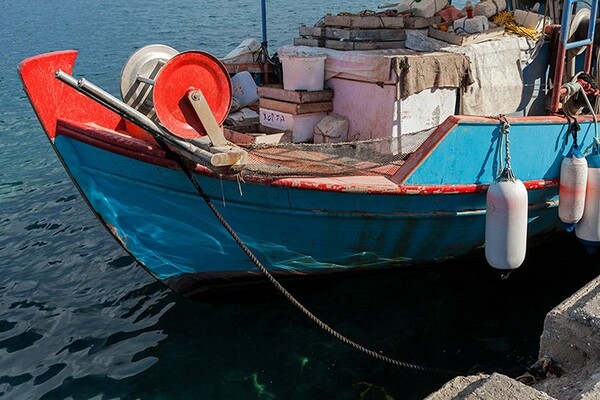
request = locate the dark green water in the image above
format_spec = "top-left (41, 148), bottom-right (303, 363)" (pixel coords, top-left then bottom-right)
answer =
top-left (1, 0), bottom-right (598, 398)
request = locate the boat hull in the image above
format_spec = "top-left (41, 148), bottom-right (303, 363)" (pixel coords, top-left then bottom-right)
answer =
top-left (52, 132), bottom-right (563, 295)
top-left (18, 50), bottom-right (597, 298)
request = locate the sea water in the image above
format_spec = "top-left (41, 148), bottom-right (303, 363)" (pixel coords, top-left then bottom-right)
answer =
top-left (0, 0), bottom-right (598, 399)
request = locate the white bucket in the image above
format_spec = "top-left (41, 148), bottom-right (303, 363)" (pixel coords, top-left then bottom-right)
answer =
top-left (280, 53), bottom-right (326, 91)
top-left (231, 71), bottom-right (259, 108)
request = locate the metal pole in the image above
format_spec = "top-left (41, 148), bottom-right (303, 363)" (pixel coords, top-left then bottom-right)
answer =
top-left (54, 70), bottom-right (216, 165)
top-left (261, 0), bottom-right (268, 48)
top-left (260, 0), bottom-right (270, 84)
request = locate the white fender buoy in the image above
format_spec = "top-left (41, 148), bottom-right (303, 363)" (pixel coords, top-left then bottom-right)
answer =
top-left (485, 179), bottom-right (529, 269)
top-left (576, 147), bottom-right (600, 252)
top-left (559, 146), bottom-right (588, 231)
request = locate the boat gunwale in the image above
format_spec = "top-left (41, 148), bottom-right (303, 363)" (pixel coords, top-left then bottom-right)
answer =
top-left (55, 117), bottom-right (561, 195)
top-left (19, 50), bottom-right (588, 196)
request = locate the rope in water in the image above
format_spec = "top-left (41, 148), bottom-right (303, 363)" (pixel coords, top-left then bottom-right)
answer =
top-left (163, 147), bottom-right (462, 375)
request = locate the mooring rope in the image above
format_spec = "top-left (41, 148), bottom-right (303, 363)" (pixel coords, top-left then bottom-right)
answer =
top-left (563, 111), bottom-right (580, 149)
top-left (562, 75), bottom-right (600, 153)
top-left (496, 115), bottom-right (516, 182)
top-left (163, 144), bottom-right (462, 375)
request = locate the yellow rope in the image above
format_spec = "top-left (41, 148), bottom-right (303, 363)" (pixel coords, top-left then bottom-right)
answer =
top-left (493, 11), bottom-right (542, 41)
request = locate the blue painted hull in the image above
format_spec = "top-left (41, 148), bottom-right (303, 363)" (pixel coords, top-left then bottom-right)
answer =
top-left (50, 115), bottom-right (594, 296)
top-left (18, 50), bottom-right (599, 297)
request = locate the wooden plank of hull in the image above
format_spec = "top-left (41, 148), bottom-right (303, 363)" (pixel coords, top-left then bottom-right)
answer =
top-left (392, 115), bottom-right (598, 186)
top-left (52, 132), bottom-right (563, 291)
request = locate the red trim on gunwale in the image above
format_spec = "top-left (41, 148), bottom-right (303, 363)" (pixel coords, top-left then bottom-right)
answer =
top-left (57, 125), bottom-right (176, 169)
top-left (57, 119), bottom-right (167, 158)
top-left (396, 179), bottom-right (558, 194)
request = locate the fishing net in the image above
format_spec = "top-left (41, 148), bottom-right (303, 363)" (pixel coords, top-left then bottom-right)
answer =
top-left (236, 132), bottom-right (431, 180)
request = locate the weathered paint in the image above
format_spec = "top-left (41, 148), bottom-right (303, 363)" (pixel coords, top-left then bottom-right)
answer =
top-left (17, 50), bottom-right (598, 295)
top-left (18, 50), bottom-right (122, 140)
top-left (55, 119), bottom-right (563, 195)
top-left (53, 134), bottom-right (562, 285)
top-left (394, 115), bottom-right (596, 186)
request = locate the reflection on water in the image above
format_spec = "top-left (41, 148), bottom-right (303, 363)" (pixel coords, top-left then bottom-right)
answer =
top-left (1, 0), bottom-right (599, 398)
top-left (2, 231), bottom-right (597, 399)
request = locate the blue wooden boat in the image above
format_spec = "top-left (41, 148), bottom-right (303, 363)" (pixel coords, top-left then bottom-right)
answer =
top-left (18, 0), bottom-right (599, 298)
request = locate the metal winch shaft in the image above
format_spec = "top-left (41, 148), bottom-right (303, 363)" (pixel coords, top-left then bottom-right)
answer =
top-left (55, 70), bottom-right (244, 168)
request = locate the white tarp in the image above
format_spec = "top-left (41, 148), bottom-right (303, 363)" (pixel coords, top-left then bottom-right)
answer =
top-left (277, 45), bottom-right (472, 98)
top-left (405, 30), bottom-right (538, 115)
top-left (446, 37), bottom-right (524, 115)
top-left (279, 31), bottom-right (540, 116)
top-left (222, 38), bottom-right (262, 64)
top-left (278, 45), bottom-right (415, 83)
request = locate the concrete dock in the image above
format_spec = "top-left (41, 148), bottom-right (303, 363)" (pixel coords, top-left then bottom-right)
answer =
top-left (427, 275), bottom-right (600, 399)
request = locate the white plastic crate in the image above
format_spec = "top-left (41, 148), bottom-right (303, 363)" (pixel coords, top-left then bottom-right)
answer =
top-left (259, 108), bottom-right (326, 143)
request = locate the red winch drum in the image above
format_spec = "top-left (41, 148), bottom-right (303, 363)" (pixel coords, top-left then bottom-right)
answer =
top-left (153, 51), bottom-right (232, 139)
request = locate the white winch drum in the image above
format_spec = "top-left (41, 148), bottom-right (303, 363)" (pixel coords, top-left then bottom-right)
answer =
top-left (120, 44), bottom-right (179, 116)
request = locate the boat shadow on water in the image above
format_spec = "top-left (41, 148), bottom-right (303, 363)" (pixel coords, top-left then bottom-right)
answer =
top-left (14, 1), bottom-right (600, 397)
top-left (174, 232), bottom-right (597, 304)
top-left (114, 234), bottom-right (598, 399)
top-left (9, 233), bottom-right (596, 399)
